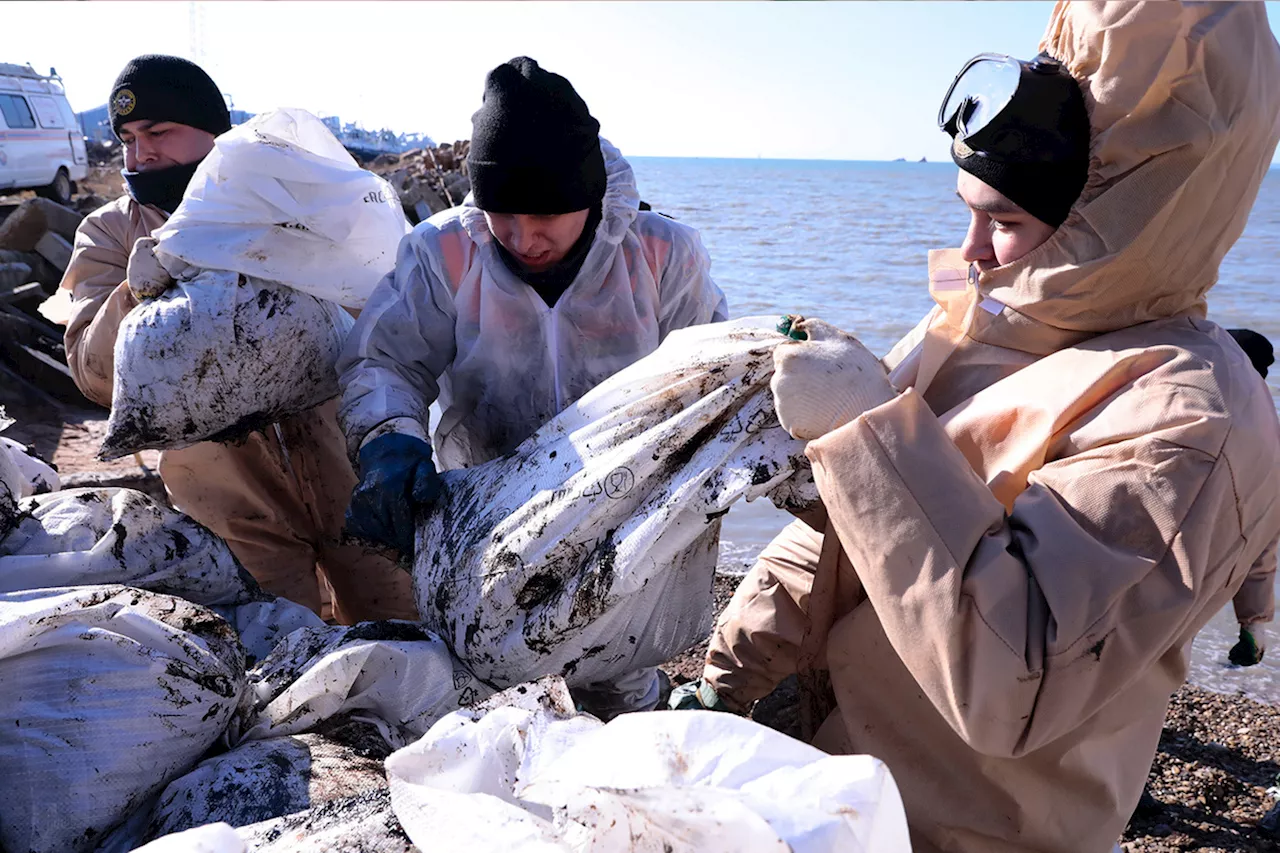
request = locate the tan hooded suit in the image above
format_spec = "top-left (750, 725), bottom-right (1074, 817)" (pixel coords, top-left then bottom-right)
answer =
top-left (707, 4), bottom-right (1280, 851)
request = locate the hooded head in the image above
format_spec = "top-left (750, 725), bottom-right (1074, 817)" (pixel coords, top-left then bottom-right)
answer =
top-left (466, 57), bottom-right (606, 216)
top-left (894, 2), bottom-right (1280, 410)
top-left (942, 51), bottom-right (1092, 229)
top-left (987, 1), bottom-right (1280, 335)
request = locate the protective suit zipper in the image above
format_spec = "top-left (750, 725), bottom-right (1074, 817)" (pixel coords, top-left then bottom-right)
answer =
top-left (546, 306), bottom-right (564, 411)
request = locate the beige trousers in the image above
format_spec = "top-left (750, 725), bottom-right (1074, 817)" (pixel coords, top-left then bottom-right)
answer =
top-left (159, 399), bottom-right (417, 624)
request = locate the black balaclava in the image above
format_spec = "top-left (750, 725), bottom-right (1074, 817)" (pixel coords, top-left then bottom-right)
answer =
top-left (948, 54), bottom-right (1091, 228)
top-left (467, 57), bottom-right (606, 215)
top-left (110, 55), bottom-right (231, 214)
top-left (469, 57), bottom-right (609, 304)
top-left (1228, 328), bottom-right (1275, 379)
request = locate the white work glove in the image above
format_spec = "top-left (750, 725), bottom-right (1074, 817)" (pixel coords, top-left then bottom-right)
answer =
top-left (771, 317), bottom-right (896, 441)
top-left (126, 236), bottom-right (174, 300)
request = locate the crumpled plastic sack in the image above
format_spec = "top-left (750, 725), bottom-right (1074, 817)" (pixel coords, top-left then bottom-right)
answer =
top-left (385, 677), bottom-right (911, 853)
top-left (415, 318), bottom-right (817, 690)
top-left (212, 597), bottom-right (327, 668)
top-left (152, 108), bottom-right (410, 310)
top-left (145, 722), bottom-right (391, 841)
top-left (0, 487), bottom-right (257, 604)
top-left (0, 432), bottom-right (22, 537)
top-left (0, 585), bottom-right (247, 853)
top-left (231, 621), bottom-right (489, 748)
top-left (100, 270), bottom-right (354, 459)
top-left (0, 436), bottom-right (59, 496)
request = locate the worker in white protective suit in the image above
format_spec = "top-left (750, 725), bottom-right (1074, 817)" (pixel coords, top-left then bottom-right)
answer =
top-left (338, 57), bottom-right (728, 715)
top-left (674, 4), bottom-right (1280, 852)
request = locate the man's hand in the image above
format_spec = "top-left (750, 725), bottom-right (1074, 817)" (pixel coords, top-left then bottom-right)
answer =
top-left (126, 237), bottom-right (174, 300)
top-left (771, 317), bottom-right (896, 441)
top-left (1228, 623), bottom-right (1267, 666)
top-left (345, 433), bottom-right (444, 556)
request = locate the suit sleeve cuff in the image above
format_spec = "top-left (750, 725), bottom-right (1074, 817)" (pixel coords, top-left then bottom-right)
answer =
top-left (360, 417), bottom-right (429, 450)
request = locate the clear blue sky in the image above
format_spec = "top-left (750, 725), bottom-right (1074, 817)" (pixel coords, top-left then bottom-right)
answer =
top-left (9, 1), bottom-right (1280, 162)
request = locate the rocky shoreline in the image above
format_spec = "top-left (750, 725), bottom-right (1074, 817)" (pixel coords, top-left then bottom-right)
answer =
top-left (660, 575), bottom-right (1280, 852)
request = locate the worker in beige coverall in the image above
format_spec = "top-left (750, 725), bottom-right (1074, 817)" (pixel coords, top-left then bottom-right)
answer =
top-left (674, 4), bottom-right (1280, 852)
top-left (57, 55), bottom-right (414, 623)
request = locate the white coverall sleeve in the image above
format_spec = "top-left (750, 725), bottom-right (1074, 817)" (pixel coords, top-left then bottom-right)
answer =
top-left (336, 229), bottom-right (459, 462)
top-left (806, 375), bottom-right (1261, 759)
top-left (656, 226), bottom-right (728, 337)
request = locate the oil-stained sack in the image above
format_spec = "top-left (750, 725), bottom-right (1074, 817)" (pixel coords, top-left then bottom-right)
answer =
top-left (100, 270), bottom-right (353, 460)
top-left (415, 318), bottom-right (817, 692)
top-left (0, 585), bottom-right (246, 853)
top-left (0, 487), bottom-right (257, 604)
top-left (146, 718), bottom-right (392, 841)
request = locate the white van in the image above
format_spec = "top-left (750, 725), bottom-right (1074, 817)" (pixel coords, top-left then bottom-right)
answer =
top-left (0, 63), bottom-right (88, 205)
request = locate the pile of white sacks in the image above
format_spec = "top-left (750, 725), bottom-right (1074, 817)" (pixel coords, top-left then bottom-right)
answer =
top-left (0, 319), bottom-right (913, 851)
top-left (0, 442), bottom-right (909, 851)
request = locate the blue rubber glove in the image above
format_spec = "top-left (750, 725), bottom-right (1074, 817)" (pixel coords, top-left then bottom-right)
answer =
top-left (346, 433), bottom-right (443, 555)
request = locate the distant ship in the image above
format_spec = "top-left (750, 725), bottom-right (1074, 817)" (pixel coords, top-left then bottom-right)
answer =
top-left (320, 116), bottom-right (435, 159)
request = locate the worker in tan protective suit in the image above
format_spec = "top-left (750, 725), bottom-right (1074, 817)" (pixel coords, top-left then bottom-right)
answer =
top-left (57, 55), bottom-right (414, 623)
top-left (673, 4), bottom-right (1280, 852)
top-left (1225, 328), bottom-right (1276, 666)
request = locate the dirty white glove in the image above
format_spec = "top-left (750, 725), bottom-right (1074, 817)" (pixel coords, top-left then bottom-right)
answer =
top-left (126, 236), bottom-right (174, 300)
top-left (771, 317), bottom-right (896, 441)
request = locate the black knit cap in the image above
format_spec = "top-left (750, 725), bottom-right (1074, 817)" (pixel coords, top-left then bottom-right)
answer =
top-left (949, 54), bottom-right (1091, 228)
top-left (468, 57), bottom-right (606, 215)
top-left (109, 55), bottom-right (231, 140)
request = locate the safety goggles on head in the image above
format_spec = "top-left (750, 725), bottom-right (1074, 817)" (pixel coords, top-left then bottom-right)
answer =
top-left (938, 52), bottom-right (1084, 164)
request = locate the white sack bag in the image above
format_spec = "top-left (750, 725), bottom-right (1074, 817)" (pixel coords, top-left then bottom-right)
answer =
top-left (0, 436), bottom-right (60, 495)
top-left (415, 318), bottom-right (816, 690)
top-left (386, 677), bottom-right (912, 853)
top-left (0, 585), bottom-right (247, 853)
top-left (146, 729), bottom-right (389, 841)
top-left (232, 621), bottom-right (489, 748)
top-left (152, 108), bottom-right (410, 310)
top-left (212, 597), bottom-right (327, 667)
top-left (0, 433), bottom-right (22, 536)
top-left (100, 270), bottom-right (353, 459)
top-left (0, 487), bottom-right (256, 605)
top-left (130, 823), bottom-right (246, 853)
top-left (235, 789), bottom-right (416, 852)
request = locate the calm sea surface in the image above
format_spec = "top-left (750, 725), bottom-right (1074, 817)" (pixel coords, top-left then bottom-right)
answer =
top-left (631, 156), bottom-right (1280, 705)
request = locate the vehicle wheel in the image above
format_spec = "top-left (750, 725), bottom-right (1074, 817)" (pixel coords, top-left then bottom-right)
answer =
top-left (36, 168), bottom-right (73, 206)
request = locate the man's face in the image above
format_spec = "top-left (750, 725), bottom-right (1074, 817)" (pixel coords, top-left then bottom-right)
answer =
top-left (483, 210), bottom-right (591, 273)
top-left (120, 120), bottom-right (216, 172)
top-left (956, 170), bottom-right (1057, 271)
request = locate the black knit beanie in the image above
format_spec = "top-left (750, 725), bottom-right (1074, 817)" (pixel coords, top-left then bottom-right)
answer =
top-left (468, 57), bottom-right (606, 215)
top-left (109, 55), bottom-right (231, 140)
top-left (950, 55), bottom-right (1090, 228)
